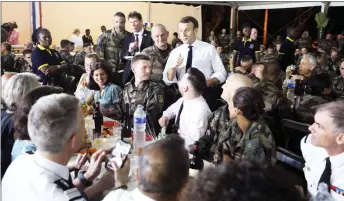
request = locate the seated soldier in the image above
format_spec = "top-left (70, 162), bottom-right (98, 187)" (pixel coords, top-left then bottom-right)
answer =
top-left (122, 54), bottom-right (165, 135)
top-left (59, 39), bottom-right (74, 64)
top-left (1, 42), bottom-right (16, 72)
top-left (14, 49), bottom-right (32, 73)
top-left (333, 60), bottom-right (344, 99)
top-left (234, 55), bottom-right (260, 84)
top-left (199, 74), bottom-right (276, 165)
top-left (294, 73), bottom-right (334, 124)
top-left (73, 43), bottom-right (93, 69)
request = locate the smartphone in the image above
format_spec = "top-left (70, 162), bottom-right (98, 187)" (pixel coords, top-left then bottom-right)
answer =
top-left (105, 140), bottom-right (131, 171)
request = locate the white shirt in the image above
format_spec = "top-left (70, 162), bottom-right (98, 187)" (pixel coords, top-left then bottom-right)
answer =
top-left (103, 188), bottom-right (155, 201)
top-left (2, 152), bottom-right (86, 201)
top-left (301, 135), bottom-right (344, 200)
top-left (71, 34), bottom-right (83, 48)
top-left (162, 96), bottom-right (211, 147)
top-left (163, 40), bottom-right (227, 85)
top-left (133, 28), bottom-right (145, 51)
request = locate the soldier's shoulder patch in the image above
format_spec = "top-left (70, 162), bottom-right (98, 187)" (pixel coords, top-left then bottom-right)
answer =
top-left (158, 94), bottom-right (164, 104)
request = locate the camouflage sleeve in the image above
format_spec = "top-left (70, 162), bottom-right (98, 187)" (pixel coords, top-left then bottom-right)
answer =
top-left (198, 112), bottom-right (218, 161)
top-left (73, 53), bottom-right (83, 66)
top-left (275, 94), bottom-right (292, 119)
top-left (146, 84), bottom-right (165, 134)
top-left (97, 34), bottom-right (106, 59)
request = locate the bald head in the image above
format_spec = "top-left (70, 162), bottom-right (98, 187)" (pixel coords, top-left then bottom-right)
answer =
top-left (151, 24), bottom-right (169, 49)
top-left (138, 135), bottom-right (189, 196)
top-left (221, 74), bottom-right (253, 103)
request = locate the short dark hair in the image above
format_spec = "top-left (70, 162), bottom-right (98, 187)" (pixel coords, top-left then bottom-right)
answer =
top-left (305, 73), bottom-right (332, 96)
top-left (173, 32), bottom-right (178, 37)
top-left (87, 61), bottom-right (116, 90)
top-left (131, 54), bottom-right (151, 66)
top-left (262, 60), bottom-right (282, 82)
top-left (22, 49), bottom-right (32, 56)
top-left (242, 23), bottom-right (252, 30)
top-left (179, 16), bottom-right (199, 29)
top-left (128, 11), bottom-right (142, 21)
top-left (182, 160), bottom-right (306, 201)
top-left (31, 27), bottom-right (50, 45)
top-left (186, 68), bottom-right (206, 94)
top-left (241, 55), bottom-right (253, 63)
top-left (139, 135), bottom-right (189, 196)
top-left (2, 42), bottom-right (11, 52)
top-left (13, 86), bottom-right (63, 140)
top-left (233, 87), bottom-right (265, 121)
top-left (85, 29), bottom-right (90, 32)
top-left (60, 39), bottom-right (70, 48)
top-left (114, 12), bottom-right (125, 18)
top-left (69, 41), bottom-right (75, 46)
top-left (101, 25), bottom-right (106, 31)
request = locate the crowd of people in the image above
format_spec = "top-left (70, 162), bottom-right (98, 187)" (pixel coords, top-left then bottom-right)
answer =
top-left (1, 10), bottom-right (344, 201)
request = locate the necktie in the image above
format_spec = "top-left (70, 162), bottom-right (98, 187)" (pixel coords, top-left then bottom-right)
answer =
top-left (186, 46), bottom-right (193, 72)
top-left (318, 157), bottom-right (332, 192)
top-left (135, 34), bottom-right (139, 52)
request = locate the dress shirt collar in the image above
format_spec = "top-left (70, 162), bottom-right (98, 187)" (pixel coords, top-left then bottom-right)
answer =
top-left (129, 78), bottom-right (150, 92)
top-left (329, 151), bottom-right (344, 168)
top-left (134, 28), bottom-right (145, 37)
top-left (182, 39), bottom-right (200, 48)
top-left (33, 151), bottom-right (70, 181)
top-left (132, 188), bottom-right (156, 201)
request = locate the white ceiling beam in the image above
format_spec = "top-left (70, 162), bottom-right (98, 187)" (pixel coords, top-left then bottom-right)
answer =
top-left (238, 2), bottom-right (323, 10)
top-left (329, 2), bottom-right (344, 7)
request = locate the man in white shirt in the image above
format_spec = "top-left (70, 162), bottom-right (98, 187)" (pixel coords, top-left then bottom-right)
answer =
top-left (301, 100), bottom-right (344, 200)
top-left (103, 135), bottom-right (190, 201)
top-left (159, 68), bottom-right (211, 148)
top-left (2, 94), bottom-right (114, 201)
top-left (163, 16), bottom-right (227, 111)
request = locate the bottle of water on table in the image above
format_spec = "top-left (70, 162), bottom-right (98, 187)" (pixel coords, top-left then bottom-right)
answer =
top-left (133, 105), bottom-right (146, 154)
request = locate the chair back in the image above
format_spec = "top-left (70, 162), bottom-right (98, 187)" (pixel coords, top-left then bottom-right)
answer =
top-left (281, 119), bottom-right (310, 156)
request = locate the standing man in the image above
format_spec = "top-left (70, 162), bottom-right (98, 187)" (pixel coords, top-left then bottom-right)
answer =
top-left (218, 28), bottom-right (230, 54)
top-left (141, 24), bottom-right (172, 82)
top-left (251, 27), bottom-right (261, 62)
top-left (122, 11), bottom-right (155, 84)
top-left (232, 24), bottom-right (260, 67)
top-left (278, 27), bottom-right (297, 71)
top-left (163, 16), bottom-right (227, 111)
top-left (98, 12), bottom-right (130, 73)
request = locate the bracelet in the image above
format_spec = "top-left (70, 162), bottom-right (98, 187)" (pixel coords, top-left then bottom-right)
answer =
top-left (114, 185), bottom-right (128, 190)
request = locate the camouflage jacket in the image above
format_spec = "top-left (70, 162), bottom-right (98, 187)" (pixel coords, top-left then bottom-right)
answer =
top-left (295, 94), bottom-right (331, 124)
top-left (208, 36), bottom-right (219, 45)
top-left (97, 29), bottom-right (130, 72)
top-left (141, 44), bottom-right (172, 82)
top-left (218, 34), bottom-right (230, 48)
top-left (295, 37), bottom-right (312, 49)
top-left (317, 39), bottom-right (333, 54)
top-left (254, 81), bottom-right (292, 119)
top-left (333, 76), bottom-right (344, 99)
top-left (14, 57), bottom-right (32, 72)
top-left (122, 79), bottom-right (165, 134)
top-left (73, 51), bottom-right (86, 69)
top-left (247, 73), bottom-right (260, 85)
top-left (199, 105), bottom-right (276, 165)
top-left (59, 50), bottom-right (74, 64)
top-left (219, 53), bottom-right (229, 69)
top-left (327, 58), bottom-right (341, 72)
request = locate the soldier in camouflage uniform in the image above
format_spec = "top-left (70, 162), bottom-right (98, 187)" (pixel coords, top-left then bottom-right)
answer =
top-left (14, 49), bottom-right (32, 73)
top-left (317, 34), bottom-right (334, 55)
top-left (58, 39), bottom-right (74, 64)
top-left (219, 29), bottom-right (230, 53)
top-left (295, 31), bottom-right (312, 49)
top-left (199, 83), bottom-right (276, 165)
top-left (97, 12), bottom-right (130, 73)
top-left (73, 43), bottom-right (93, 69)
top-left (216, 46), bottom-right (229, 70)
top-left (328, 49), bottom-right (341, 73)
top-left (122, 54), bottom-right (165, 135)
top-left (333, 61), bottom-right (344, 99)
top-left (141, 24), bottom-right (172, 82)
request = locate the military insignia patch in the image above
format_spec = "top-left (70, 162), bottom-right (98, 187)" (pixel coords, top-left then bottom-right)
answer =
top-left (158, 95), bottom-right (164, 104)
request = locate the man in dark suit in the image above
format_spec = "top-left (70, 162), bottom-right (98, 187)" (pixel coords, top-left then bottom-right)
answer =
top-left (122, 11), bottom-right (154, 85)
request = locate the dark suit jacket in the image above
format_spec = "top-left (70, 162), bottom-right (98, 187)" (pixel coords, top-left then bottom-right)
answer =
top-left (122, 29), bottom-right (154, 85)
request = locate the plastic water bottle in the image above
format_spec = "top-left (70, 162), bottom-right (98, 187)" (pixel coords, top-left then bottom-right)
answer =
top-left (287, 79), bottom-right (296, 104)
top-left (133, 105), bottom-right (146, 154)
top-left (311, 183), bottom-right (335, 201)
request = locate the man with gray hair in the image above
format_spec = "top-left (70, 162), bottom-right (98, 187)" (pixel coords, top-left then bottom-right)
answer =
top-left (301, 100), bottom-right (344, 200)
top-left (2, 94), bottom-right (115, 200)
top-left (141, 24), bottom-right (172, 82)
top-left (1, 72), bottom-right (40, 177)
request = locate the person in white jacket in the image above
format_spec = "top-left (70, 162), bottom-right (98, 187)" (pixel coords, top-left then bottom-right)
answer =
top-left (71, 28), bottom-right (83, 48)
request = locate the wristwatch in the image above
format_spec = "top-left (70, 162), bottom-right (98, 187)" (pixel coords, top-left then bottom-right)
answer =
top-left (78, 171), bottom-right (92, 187)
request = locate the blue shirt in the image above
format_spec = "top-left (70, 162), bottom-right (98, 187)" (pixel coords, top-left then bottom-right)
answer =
top-left (1, 111), bottom-right (14, 178)
top-left (11, 139), bottom-right (36, 161)
top-left (31, 44), bottom-right (65, 82)
top-left (94, 83), bottom-right (122, 109)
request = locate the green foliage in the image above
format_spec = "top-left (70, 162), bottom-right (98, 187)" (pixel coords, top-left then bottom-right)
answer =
top-left (315, 12), bottom-right (329, 28)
